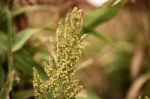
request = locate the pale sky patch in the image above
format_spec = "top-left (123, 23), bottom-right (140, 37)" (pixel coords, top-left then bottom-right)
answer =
top-left (86, 0), bottom-right (109, 7)
top-left (86, 0), bottom-right (121, 7)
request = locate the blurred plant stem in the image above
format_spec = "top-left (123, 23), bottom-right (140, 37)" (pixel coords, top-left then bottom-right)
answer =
top-left (7, 7), bottom-right (13, 71)
top-left (0, 5), bottom-right (15, 99)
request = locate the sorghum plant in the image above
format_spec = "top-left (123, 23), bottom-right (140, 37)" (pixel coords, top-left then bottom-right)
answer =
top-left (33, 7), bottom-right (86, 99)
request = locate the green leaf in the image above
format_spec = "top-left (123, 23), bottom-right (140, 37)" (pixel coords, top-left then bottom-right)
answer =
top-left (77, 58), bottom-right (93, 71)
top-left (90, 30), bottom-right (116, 47)
top-left (0, 27), bottom-right (47, 55)
top-left (0, 31), bottom-right (8, 55)
top-left (12, 28), bottom-right (41, 52)
top-left (0, 4), bottom-right (8, 34)
top-left (76, 90), bottom-right (100, 99)
top-left (14, 48), bottom-right (47, 79)
top-left (83, 0), bottom-right (125, 46)
top-left (87, 91), bottom-right (100, 99)
top-left (0, 64), bottom-right (5, 91)
top-left (84, 0), bottom-right (125, 30)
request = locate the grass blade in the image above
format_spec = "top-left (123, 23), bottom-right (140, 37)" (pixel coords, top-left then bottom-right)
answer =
top-left (12, 28), bottom-right (41, 52)
top-left (84, 0), bottom-right (125, 29)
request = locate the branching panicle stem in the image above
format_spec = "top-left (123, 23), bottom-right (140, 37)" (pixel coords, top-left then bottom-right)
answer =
top-left (33, 7), bottom-right (85, 99)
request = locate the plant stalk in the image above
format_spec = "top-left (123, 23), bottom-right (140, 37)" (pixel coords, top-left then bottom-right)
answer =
top-left (0, 6), bottom-right (15, 99)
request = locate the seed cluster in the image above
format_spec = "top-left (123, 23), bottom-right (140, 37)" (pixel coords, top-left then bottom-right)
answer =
top-left (33, 7), bottom-right (85, 99)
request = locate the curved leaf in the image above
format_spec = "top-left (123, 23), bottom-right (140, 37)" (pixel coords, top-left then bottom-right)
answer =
top-left (84, 0), bottom-right (125, 30)
top-left (90, 30), bottom-right (116, 47)
top-left (125, 72), bottom-right (150, 99)
top-left (12, 28), bottom-right (41, 52)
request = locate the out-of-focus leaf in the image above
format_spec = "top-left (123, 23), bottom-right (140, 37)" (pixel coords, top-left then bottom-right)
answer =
top-left (125, 72), bottom-right (150, 99)
top-left (84, 0), bottom-right (125, 30)
top-left (12, 28), bottom-right (41, 52)
top-left (0, 28), bottom-right (47, 78)
top-left (13, 90), bottom-right (33, 99)
top-left (0, 64), bottom-right (5, 91)
top-left (76, 90), bottom-right (100, 99)
top-left (87, 91), bottom-right (100, 99)
top-left (12, 5), bottom-right (56, 17)
top-left (91, 30), bottom-right (115, 46)
top-left (77, 58), bottom-right (93, 71)
top-left (0, 31), bottom-right (8, 55)
top-left (14, 49), bottom-right (47, 79)
top-left (0, 4), bottom-right (8, 34)
top-left (83, 0), bottom-right (126, 46)
top-left (0, 28), bottom-right (45, 54)
top-left (34, 52), bottom-right (50, 63)
top-left (130, 44), bottom-right (144, 79)
top-left (14, 52), bottom-right (35, 76)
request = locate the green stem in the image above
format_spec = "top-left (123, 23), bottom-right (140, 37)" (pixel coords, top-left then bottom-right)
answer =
top-left (0, 6), bottom-right (15, 99)
top-left (7, 7), bottom-right (13, 71)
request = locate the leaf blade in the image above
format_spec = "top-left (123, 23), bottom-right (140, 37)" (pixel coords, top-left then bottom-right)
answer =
top-left (12, 28), bottom-right (41, 52)
top-left (84, 0), bottom-right (125, 29)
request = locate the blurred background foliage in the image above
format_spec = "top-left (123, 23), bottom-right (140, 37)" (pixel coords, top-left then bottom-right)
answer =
top-left (0, 0), bottom-right (150, 99)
